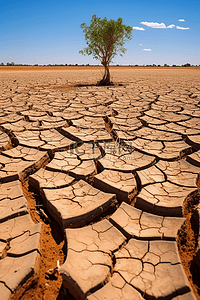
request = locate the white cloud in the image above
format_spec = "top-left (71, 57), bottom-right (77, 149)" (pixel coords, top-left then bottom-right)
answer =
top-left (138, 20), bottom-right (190, 31)
top-left (143, 49), bottom-right (151, 51)
top-left (141, 21), bottom-right (166, 28)
top-left (132, 26), bottom-right (145, 31)
top-left (167, 24), bottom-right (175, 28)
top-left (139, 44), bottom-right (142, 46)
top-left (140, 22), bottom-right (176, 29)
top-left (176, 26), bottom-right (190, 30)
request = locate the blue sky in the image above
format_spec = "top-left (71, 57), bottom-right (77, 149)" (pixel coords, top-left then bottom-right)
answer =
top-left (0, 0), bottom-right (199, 65)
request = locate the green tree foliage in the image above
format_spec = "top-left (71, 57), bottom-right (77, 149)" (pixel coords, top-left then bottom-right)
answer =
top-left (80, 15), bottom-right (132, 85)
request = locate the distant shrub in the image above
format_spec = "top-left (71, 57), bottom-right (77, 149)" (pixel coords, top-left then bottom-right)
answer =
top-left (182, 63), bottom-right (191, 67)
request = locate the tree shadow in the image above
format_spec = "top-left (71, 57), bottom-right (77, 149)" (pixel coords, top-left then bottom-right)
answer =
top-left (74, 82), bottom-right (124, 87)
top-left (74, 83), bottom-right (98, 87)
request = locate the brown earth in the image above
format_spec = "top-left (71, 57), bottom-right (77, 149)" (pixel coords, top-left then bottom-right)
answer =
top-left (11, 180), bottom-right (73, 300)
top-left (0, 66), bottom-right (199, 72)
top-left (178, 191), bottom-right (200, 300)
top-left (0, 68), bottom-right (200, 300)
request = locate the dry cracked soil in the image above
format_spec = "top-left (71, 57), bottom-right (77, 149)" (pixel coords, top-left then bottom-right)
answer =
top-left (0, 67), bottom-right (200, 300)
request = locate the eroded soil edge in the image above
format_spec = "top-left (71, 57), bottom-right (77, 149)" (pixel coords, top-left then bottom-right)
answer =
top-left (11, 179), bottom-right (74, 300)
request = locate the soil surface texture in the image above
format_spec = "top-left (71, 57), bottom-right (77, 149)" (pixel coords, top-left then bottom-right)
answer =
top-left (0, 68), bottom-right (200, 300)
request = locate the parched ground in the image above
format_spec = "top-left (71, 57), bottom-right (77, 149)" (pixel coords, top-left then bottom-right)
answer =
top-left (0, 67), bottom-right (200, 300)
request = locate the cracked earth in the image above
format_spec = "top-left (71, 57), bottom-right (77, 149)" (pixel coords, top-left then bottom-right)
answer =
top-left (0, 68), bottom-right (200, 300)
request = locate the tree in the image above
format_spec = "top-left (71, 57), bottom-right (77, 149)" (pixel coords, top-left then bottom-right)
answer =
top-left (182, 63), bottom-right (191, 67)
top-left (79, 15), bottom-right (132, 85)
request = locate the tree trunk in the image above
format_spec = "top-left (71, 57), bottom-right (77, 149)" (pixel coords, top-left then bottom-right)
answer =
top-left (98, 63), bottom-right (112, 85)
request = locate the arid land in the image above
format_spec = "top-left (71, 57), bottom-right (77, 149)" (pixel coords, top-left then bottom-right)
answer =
top-left (0, 68), bottom-right (200, 300)
top-left (0, 65), bottom-right (199, 72)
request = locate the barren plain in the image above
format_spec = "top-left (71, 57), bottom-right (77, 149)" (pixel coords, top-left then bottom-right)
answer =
top-left (0, 67), bottom-right (200, 300)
